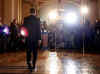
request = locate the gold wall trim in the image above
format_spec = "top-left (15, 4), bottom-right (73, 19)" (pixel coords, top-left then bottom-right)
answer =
top-left (18, 0), bottom-right (22, 24)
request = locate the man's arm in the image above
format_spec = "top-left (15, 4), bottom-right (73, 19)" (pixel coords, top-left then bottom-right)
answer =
top-left (37, 19), bottom-right (41, 47)
top-left (37, 19), bottom-right (41, 40)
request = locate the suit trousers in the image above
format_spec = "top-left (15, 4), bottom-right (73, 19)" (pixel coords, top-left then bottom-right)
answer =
top-left (26, 41), bottom-right (38, 69)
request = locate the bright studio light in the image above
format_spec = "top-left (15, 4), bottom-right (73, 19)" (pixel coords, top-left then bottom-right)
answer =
top-left (81, 6), bottom-right (88, 14)
top-left (48, 10), bottom-right (58, 20)
top-left (64, 12), bottom-right (78, 25)
top-left (21, 30), bottom-right (25, 36)
top-left (20, 27), bottom-right (28, 37)
top-left (3, 27), bottom-right (9, 34)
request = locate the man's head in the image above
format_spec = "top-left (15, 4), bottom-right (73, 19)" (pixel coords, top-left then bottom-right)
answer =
top-left (30, 8), bottom-right (36, 16)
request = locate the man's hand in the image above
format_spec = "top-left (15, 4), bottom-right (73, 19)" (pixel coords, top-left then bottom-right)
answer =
top-left (38, 40), bottom-right (41, 47)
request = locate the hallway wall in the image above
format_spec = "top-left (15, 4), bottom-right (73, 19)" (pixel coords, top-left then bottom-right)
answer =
top-left (0, 0), bottom-right (4, 23)
top-left (0, 0), bottom-right (22, 25)
top-left (0, 0), bottom-right (100, 25)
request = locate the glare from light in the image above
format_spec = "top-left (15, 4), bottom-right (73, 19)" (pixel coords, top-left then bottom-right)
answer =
top-left (64, 12), bottom-right (78, 25)
top-left (64, 59), bottom-right (78, 74)
top-left (44, 29), bottom-right (47, 32)
top-left (3, 27), bottom-right (9, 34)
top-left (21, 30), bottom-right (25, 36)
top-left (45, 52), bottom-right (60, 74)
top-left (48, 10), bottom-right (58, 20)
top-left (20, 27), bottom-right (28, 37)
top-left (81, 6), bottom-right (88, 15)
top-left (49, 52), bottom-right (57, 57)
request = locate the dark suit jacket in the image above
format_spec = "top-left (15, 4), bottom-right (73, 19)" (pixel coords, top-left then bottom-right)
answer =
top-left (10, 23), bottom-right (18, 38)
top-left (23, 15), bottom-right (41, 43)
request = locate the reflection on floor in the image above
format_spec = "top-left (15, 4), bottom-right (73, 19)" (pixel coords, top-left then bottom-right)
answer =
top-left (0, 50), bottom-right (100, 74)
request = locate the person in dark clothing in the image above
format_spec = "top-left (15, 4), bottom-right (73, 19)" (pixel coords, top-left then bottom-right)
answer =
top-left (10, 19), bottom-right (18, 37)
top-left (23, 8), bottom-right (41, 72)
top-left (10, 19), bottom-right (19, 50)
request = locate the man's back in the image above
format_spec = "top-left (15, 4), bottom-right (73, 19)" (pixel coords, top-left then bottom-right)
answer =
top-left (24, 15), bottom-right (41, 42)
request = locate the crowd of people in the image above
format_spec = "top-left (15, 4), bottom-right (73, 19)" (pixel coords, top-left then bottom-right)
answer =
top-left (0, 18), bottom-right (100, 51)
top-left (0, 8), bottom-right (42, 72)
top-left (0, 17), bottom-right (48, 53)
top-left (0, 18), bottom-right (24, 52)
top-left (0, 17), bottom-right (100, 52)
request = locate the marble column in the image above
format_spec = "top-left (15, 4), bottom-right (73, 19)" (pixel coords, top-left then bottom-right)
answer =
top-left (3, 0), bottom-right (22, 25)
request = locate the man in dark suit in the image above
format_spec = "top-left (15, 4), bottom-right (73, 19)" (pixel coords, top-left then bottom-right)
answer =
top-left (23, 8), bottom-right (41, 72)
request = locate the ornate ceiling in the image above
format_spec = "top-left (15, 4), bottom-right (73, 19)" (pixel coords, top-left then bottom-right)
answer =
top-left (23, 0), bottom-right (49, 6)
top-left (23, 0), bottom-right (83, 8)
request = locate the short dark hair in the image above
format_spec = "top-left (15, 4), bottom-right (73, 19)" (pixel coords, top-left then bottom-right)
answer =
top-left (30, 8), bottom-right (35, 14)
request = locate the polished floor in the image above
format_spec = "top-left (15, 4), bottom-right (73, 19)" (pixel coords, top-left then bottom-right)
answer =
top-left (0, 50), bottom-right (100, 74)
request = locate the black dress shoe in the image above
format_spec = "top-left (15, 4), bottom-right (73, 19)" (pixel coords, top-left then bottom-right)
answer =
top-left (28, 65), bottom-right (32, 72)
top-left (30, 68), bottom-right (32, 72)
